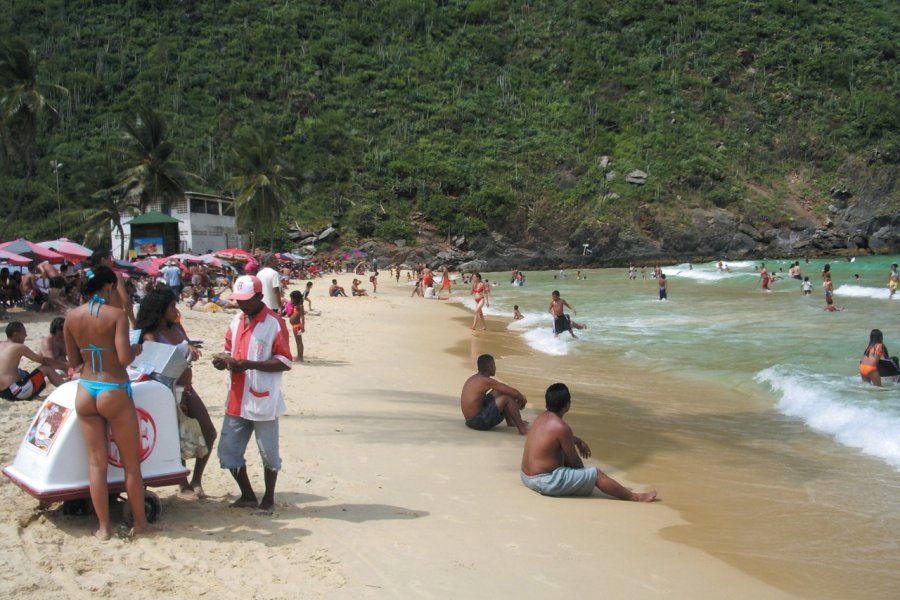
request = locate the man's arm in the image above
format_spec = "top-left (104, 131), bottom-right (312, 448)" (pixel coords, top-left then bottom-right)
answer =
top-left (558, 424), bottom-right (585, 469)
top-left (563, 300), bottom-right (576, 315)
top-left (21, 344), bottom-right (67, 371)
top-left (488, 377), bottom-right (527, 407)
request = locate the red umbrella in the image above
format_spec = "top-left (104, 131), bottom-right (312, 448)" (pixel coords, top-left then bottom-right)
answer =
top-left (197, 253), bottom-right (230, 268)
top-left (0, 238), bottom-right (65, 263)
top-left (215, 247), bottom-right (254, 262)
top-left (37, 238), bottom-right (93, 262)
top-left (166, 252), bottom-right (202, 263)
top-left (0, 249), bottom-right (32, 266)
top-left (131, 259), bottom-right (160, 276)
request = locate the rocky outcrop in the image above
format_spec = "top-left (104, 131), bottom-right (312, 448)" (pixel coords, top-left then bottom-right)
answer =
top-left (295, 164), bottom-right (898, 270)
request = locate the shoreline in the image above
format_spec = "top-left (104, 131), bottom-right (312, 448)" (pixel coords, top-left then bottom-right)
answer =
top-left (1, 276), bottom-right (797, 599)
top-left (460, 270), bottom-right (900, 600)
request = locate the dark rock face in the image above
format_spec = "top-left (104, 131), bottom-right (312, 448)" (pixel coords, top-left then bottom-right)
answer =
top-left (314, 168), bottom-right (898, 270)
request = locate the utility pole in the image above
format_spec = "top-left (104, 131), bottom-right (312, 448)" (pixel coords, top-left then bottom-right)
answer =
top-left (50, 160), bottom-right (63, 236)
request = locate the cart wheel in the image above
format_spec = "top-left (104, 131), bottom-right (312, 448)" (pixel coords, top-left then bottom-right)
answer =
top-left (62, 499), bottom-right (92, 517)
top-left (122, 490), bottom-right (162, 526)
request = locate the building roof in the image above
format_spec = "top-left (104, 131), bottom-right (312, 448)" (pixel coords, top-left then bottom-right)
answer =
top-left (125, 211), bottom-right (183, 225)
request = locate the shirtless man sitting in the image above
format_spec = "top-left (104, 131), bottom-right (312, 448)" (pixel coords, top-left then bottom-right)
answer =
top-left (40, 316), bottom-right (71, 386)
top-left (521, 383), bottom-right (657, 501)
top-left (460, 354), bottom-right (529, 435)
top-left (0, 321), bottom-right (68, 401)
top-left (328, 279), bottom-right (347, 297)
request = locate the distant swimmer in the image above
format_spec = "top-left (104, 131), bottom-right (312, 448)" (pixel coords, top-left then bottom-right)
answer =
top-left (512, 305), bottom-right (524, 321)
top-left (889, 264), bottom-right (898, 300)
top-left (824, 297), bottom-right (845, 312)
top-left (801, 277), bottom-right (813, 295)
top-left (460, 354), bottom-right (528, 435)
top-left (658, 274), bottom-right (668, 301)
top-left (520, 383), bottom-right (657, 502)
top-left (859, 329), bottom-right (892, 387)
top-left (549, 291), bottom-right (586, 338)
top-left (759, 263), bottom-right (771, 291)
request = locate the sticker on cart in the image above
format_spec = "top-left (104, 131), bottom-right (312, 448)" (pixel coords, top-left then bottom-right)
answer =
top-left (25, 401), bottom-right (71, 454)
top-left (108, 407), bottom-right (157, 467)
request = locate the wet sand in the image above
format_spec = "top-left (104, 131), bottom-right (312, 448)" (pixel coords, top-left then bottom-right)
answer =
top-left (458, 309), bottom-right (900, 599)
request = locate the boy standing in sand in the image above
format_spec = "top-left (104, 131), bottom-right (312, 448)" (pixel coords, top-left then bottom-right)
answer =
top-left (286, 290), bottom-right (305, 362)
top-left (213, 276), bottom-right (292, 512)
top-left (521, 383), bottom-right (657, 502)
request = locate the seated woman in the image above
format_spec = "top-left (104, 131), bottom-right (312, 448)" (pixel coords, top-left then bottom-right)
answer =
top-left (63, 266), bottom-right (157, 539)
top-left (135, 288), bottom-right (216, 499)
top-left (351, 278), bottom-right (368, 296)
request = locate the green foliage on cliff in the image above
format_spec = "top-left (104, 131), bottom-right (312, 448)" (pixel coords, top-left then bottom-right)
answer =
top-left (0, 0), bottom-right (897, 248)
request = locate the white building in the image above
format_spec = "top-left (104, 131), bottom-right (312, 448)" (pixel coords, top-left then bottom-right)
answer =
top-left (111, 191), bottom-right (243, 258)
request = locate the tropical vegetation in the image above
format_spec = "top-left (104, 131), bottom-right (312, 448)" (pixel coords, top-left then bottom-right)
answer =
top-left (0, 0), bottom-right (896, 255)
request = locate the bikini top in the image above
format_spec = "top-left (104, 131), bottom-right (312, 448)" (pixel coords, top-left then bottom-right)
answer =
top-left (80, 294), bottom-right (114, 373)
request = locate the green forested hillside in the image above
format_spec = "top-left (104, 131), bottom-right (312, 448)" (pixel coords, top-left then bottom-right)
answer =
top-left (1, 0), bottom-right (897, 255)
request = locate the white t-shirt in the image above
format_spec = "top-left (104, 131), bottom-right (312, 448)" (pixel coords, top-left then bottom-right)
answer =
top-left (257, 267), bottom-right (282, 311)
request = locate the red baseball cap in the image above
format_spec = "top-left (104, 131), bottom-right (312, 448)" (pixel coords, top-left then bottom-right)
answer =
top-left (231, 275), bottom-right (262, 300)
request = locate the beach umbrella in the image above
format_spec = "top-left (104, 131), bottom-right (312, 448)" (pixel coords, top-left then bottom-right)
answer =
top-left (197, 253), bottom-right (230, 268)
top-left (0, 248), bottom-right (33, 266)
top-left (341, 249), bottom-right (367, 261)
top-left (37, 238), bottom-right (93, 262)
top-left (279, 251), bottom-right (307, 262)
top-left (214, 247), bottom-right (254, 262)
top-left (131, 259), bottom-right (160, 276)
top-left (166, 252), bottom-right (203, 263)
top-left (0, 238), bottom-right (65, 263)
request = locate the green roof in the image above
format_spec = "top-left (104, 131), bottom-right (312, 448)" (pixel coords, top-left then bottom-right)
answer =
top-left (125, 211), bottom-right (183, 225)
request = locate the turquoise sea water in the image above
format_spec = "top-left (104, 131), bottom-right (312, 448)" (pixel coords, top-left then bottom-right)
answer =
top-left (449, 255), bottom-right (899, 598)
top-left (471, 255), bottom-right (900, 470)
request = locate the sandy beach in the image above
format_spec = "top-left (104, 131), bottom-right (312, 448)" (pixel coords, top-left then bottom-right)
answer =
top-left (0, 274), bottom-right (796, 599)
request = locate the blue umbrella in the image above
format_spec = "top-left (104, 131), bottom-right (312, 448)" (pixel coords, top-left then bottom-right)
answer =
top-left (341, 249), bottom-right (367, 261)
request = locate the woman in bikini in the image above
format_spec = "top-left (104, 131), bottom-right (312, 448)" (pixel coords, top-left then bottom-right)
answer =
top-left (470, 273), bottom-right (488, 330)
top-left (135, 288), bottom-right (215, 499)
top-left (859, 329), bottom-right (889, 387)
top-left (63, 266), bottom-right (157, 539)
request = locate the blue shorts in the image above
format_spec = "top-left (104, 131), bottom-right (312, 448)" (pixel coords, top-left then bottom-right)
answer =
top-left (217, 415), bottom-right (282, 471)
top-left (521, 466), bottom-right (598, 497)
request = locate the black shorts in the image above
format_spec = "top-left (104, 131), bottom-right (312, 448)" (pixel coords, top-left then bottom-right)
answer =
top-left (465, 393), bottom-right (503, 430)
top-left (553, 314), bottom-right (571, 334)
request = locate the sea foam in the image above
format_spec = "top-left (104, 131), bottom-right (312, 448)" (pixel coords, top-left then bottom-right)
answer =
top-left (756, 366), bottom-right (900, 470)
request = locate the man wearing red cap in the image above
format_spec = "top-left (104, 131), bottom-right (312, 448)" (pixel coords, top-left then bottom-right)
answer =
top-left (213, 275), bottom-right (292, 512)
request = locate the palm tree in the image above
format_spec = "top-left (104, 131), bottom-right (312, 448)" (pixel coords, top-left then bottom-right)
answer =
top-left (0, 40), bottom-right (68, 230)
top-left (112, 106), bottom-right (192, 213)
top-left (228, 128), bottom-right (294, 249)
top-left (64, 156), bottom-right (137, 257)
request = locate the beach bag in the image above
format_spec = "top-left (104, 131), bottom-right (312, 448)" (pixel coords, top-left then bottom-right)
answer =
top-left (177, 388), bottom-right (208, 460)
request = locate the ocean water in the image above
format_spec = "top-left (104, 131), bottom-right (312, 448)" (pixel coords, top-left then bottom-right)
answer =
top-left (450, 255), bottom-right (900, 598)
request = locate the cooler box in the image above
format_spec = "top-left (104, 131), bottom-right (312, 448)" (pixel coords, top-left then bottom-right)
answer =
top-left (3, 342), bottom-right (190, 503)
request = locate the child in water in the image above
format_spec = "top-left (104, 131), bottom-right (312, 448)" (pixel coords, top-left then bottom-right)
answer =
top-left (512, 305), bottom-right (524, 320)
top-left (801, 277), bottom-right (813, 295)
